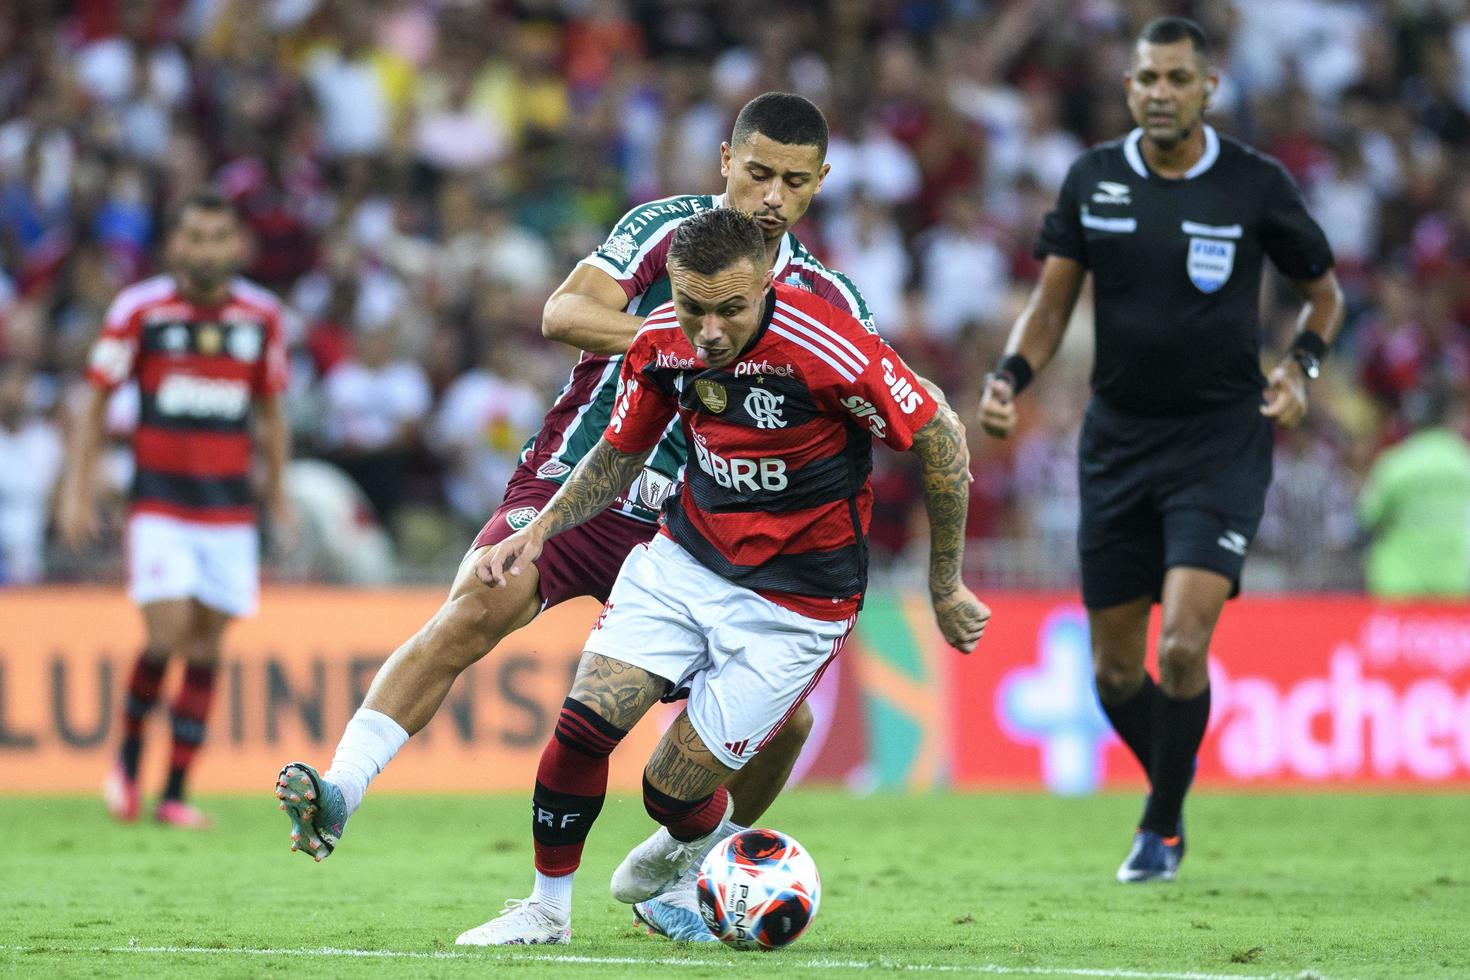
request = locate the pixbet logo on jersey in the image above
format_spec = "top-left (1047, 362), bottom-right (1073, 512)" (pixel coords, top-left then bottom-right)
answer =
top-left (691, 432), bottom-right (788, 492)
top-left (733, 359), bottom-right (795, 378)
top-left (657, 351), bottom-right (699, 370)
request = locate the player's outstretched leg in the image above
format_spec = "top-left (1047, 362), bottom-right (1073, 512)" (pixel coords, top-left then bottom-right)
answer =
top-left (612, 709), bottom-right (736, 905)
top-left (273, 544), bottom-right (541, 860)
top-left (633, 702), bottom-right (813, 941)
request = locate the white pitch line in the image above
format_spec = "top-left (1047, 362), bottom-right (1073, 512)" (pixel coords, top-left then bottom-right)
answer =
top-left (0, 944), bottom-right (1330, 980)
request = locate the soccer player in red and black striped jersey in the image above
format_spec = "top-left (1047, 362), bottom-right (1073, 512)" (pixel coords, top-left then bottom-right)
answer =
top-left (58, 191), bottom-right (291, 829)
top-left (454, 208), bottom-right (988, 945)
top-left (272, 95), bottom-right (957, 921)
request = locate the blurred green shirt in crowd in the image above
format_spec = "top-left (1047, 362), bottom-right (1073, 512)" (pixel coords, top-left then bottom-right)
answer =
top-left (1358, 427), bottom-right (1470, 598)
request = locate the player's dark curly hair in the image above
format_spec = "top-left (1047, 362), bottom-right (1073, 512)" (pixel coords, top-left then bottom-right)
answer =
top-left (1138, 16), bottom-right (1210, 60)
top-left (667, 208), bottom-right (767, 277)
top-left (730, 92), bottom-right (829, 160)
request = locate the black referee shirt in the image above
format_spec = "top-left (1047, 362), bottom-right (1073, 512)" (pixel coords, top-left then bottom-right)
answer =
top-left (1036, 126), bottom-right (1334, 417)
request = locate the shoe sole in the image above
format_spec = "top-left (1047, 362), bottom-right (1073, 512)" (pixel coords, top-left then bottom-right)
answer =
top-left (275, 763), bottom-right (333, 861)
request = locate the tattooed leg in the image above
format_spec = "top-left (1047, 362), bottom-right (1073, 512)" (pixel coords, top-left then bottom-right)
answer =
top-left (568, 652), bottom-right (669, 731)
top-left (644, 710), bottom-right (735, 802)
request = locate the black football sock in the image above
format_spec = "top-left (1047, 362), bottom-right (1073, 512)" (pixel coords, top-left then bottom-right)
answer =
top-left (1141, 685), bottom-right (1210, 838)
top-left (1098, 673), bottom-right (1158, 777)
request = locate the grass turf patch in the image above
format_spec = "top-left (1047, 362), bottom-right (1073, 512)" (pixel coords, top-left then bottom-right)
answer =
top-left (1, 790), bottom-right (1465, 978)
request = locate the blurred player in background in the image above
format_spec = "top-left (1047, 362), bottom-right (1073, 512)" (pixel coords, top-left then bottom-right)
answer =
top-left (456, 208), bottom-right (986, 945)
top-left (978, 17), bottom-right (1344, 882)
top-left (275, 94), bottom-right (951, 943)
top-left (58, 191), bottom-right (291, 829)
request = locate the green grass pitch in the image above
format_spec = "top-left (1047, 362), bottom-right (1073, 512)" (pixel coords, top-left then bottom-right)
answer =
top-left (1, 790), bottom-right (1466, 979)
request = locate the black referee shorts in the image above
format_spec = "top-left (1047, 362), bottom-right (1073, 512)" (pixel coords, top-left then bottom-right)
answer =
top-left (1077, 397), bottom-right (1274, 610)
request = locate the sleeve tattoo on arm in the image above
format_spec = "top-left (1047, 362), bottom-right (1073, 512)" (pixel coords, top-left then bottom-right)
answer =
top-left (538, 438), bottom-right (648, 536)
top-left (911, 412), bottom-right (971, 596)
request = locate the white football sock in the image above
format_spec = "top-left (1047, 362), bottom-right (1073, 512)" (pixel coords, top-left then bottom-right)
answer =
top-left (324, 708), bottom-right (409, 816)
top-left (532, 870), bottom-right (574, 921)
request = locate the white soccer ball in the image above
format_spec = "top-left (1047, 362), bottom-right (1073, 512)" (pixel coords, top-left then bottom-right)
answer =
top-left (695, 828), bottom-right (821, 950)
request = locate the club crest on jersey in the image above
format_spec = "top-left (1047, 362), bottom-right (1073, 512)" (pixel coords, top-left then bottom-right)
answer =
top-left (196, 322), bottom-right (223, 355)
top-left (506, 506), bottom-right (538, 530)
top-left (602, 232), bottom-right (638, 265)
top-left (1187, 237), bottom-right (1235, 293)
top-left (536, 459), bottom-right (572, 480)
top-left (743, 388), bottom-right (787, 429)
top-left (695, 379), bottom-right (728, 413)
top-left (159, 323), bottom-right (190, 354)
top-left (226, 323), bottom-right (262, 362)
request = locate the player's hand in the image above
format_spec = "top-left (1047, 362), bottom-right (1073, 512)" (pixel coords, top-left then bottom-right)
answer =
top-left (931, 586), bottom-right (990, 653)
top-left (1261, 360), bottom-right (1308, 428)
top-left (978, 374), bottom-right (1017, 439)
top-left (476, 526), bottom-right (545, 588)
top-left (57, 483), bottom-right (100, 550)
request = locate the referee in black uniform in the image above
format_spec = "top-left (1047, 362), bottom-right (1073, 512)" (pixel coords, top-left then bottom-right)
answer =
top-left (979, 17), bottom-right (1344, 883)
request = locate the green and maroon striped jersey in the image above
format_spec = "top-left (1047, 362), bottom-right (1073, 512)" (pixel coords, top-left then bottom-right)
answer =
top-left (521, 193), bottom-right (876, 524)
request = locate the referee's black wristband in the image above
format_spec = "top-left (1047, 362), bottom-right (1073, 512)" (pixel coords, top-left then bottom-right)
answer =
top-left (1289, 331), bottom-right (1328, 360)
top-left (992, 354), bottom-right (1035, 395)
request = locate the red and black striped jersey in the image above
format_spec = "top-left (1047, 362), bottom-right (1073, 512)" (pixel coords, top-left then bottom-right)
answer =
top-left (86, 274), bottom-right (289, 524)
top-left (604, 282), bottom-right (938, 620)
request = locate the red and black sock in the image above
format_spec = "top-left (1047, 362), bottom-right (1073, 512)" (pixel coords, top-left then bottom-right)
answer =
top-left (1141, 685), bottom-right (1210, 838)
top-left (643, 778), bottom-right (730, 842)
top-left (120, 651), bottom-right (168, 780)
top-left (531, 698), bottom-right (628, 875)
top-left (1098, 673), bottom-right (1158, 776)
top-left (163, 663), bottom-right (218, 801)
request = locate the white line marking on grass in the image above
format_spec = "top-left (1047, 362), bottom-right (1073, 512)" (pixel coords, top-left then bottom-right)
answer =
top-left (0, 944), bottom-right (1331, 980)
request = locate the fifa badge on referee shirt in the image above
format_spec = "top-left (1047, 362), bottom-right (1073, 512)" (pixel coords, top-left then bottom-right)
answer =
top-left (695, 379), bottom-right (728, 413)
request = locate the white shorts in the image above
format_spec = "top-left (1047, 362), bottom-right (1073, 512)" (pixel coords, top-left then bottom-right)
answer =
top-left (584, 533), bottom-right (854, 770)
top-left (127, 513), bottom-right (259, 618)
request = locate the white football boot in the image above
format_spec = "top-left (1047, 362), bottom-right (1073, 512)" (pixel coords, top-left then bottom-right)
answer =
top-left (454, 899), bottom-right (571, 946)
top-left (611, 794), bottom-right (734, 904)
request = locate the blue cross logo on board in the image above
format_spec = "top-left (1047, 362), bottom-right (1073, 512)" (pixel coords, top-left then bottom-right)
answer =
top-left (995, 607), bottom-right (1115, 795)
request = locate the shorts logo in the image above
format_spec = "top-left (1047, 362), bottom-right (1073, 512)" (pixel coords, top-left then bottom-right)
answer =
top-left (1217, 530), bottom-right (1249, 556)
top-left (1187, 237), bottom-right (1235, 293)
top-left (695, 379), bottom-right (727, 413)
top-left (601, 232), bottom-right (638, 265)
top-left (743, 388), bottom-right (786, 429)
top-left (536, 459), bottom-right (572, 480)
top-left (723, 738), bottom-right (751, 757)
top-left (506, 506), bottom-right (539, 530)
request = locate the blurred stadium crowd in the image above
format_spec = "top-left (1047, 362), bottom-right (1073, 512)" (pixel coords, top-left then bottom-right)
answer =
top-left (2, 0), bottom-right (1469, 591)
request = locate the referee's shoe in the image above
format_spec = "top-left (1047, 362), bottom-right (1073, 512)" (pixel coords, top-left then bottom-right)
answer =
top-left (1117, 827), bottom-right (1185, 883)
